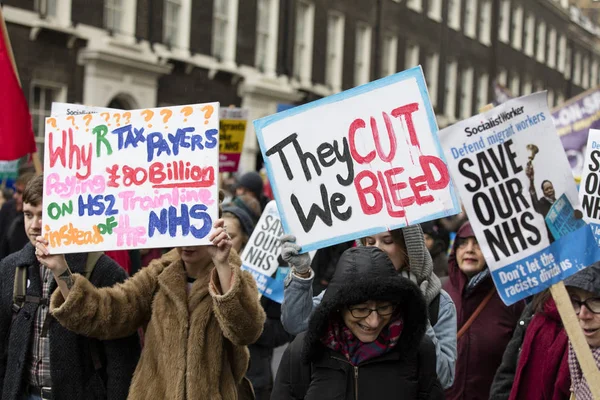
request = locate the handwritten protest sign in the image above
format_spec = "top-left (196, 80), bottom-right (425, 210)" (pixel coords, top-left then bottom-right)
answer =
top-left (241, 200), bottom-right (285, 302)
top-left (552, 87), bottom-right (600, 180)
top-left (42, 102), bottom-right (220, 253)
top-left (254, 66), bottom-right (460, 252)
top-left (219, 108), bottom-right (247, 172)
top-left (579, 129), bottom-right (600, 243)
top-left (440, 92), bottom-right (600, 305)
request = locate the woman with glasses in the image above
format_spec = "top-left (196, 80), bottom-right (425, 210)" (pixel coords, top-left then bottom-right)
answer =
top-left (443, 222), bottom-right (525, 400)
top-left (563, 262), bottom-right (600, 399)
top-left (271, 246), bottom-right (443, 399)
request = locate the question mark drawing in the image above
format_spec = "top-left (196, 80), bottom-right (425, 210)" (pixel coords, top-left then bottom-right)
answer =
top-left (114, 113), bottom-right (121, 127)
top-left (180, 106), bottom-right (193, 122)
top-left (160, 109), bottom-right (173, 128)
top-left (141, 110), bottom-right (154, 128)
top-left (47, 118), bottom-right (57, 128)
top-left (83, 114), bottom-right (93, 132)
top-left (201, 105), bottom-right (214, 125)
top-left (66, 116), bottom-right (79, 129)
top-left (101, 112), bottom-right (111, 126)
top-left (123, 112), bottom-right (131, 125)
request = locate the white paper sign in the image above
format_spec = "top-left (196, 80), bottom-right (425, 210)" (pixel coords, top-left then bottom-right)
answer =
top-left (254, 66), bottom-right (460, 252)
top-left (580, 129), bottom-right (600, 224)
top-left (43, 102), bottom-right (220, 253)
top-left (240, 200), bottom-right (283, 276)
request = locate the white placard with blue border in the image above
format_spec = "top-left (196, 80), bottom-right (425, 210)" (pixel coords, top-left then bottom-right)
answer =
top-left (254, 66), bottom-right (460, 252)
top-left (440, 92), bottom-right (600, 305)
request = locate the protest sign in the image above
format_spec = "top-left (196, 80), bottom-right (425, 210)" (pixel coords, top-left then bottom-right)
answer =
top-left (42, 102), bottom-right (220, 253)
top-left (440, 92), bottom-right (600, 305)
top-left (219, 107), bottom-right (248, 172)
top-left (552, 86), bottom-right (600, 180)
top-left (240, 200), bottom-right (285, 303)
top-left (0, 159), bottom-right (19, 180)
top-left (254, 66), bottom-right (460, 252)
top-left (579, 129), bottom-right (600, 243)
top-left (51, 102), bottom-right (116, 117)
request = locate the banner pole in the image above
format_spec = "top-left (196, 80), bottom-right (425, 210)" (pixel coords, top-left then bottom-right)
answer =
top-left (0, 5), bottom-right (42, 174)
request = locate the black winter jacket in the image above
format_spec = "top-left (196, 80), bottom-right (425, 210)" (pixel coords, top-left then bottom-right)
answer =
top-left (0, 243), bottom-right (141, 400)
top-left (272, 246), bottom-right (443, 400)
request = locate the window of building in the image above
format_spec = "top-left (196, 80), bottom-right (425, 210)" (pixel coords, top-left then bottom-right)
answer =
top-left (104, 0), bottom-right (122, 32)
top-left (464, 0), bottom-right (477, 38)
top-left (255, 0), bottom-right (278, 75)
top-left (30, 82), bottom-right (66, 154)
top-left (583, 55), bottom-right (590, 88)
top-left (565, 47), bottom-right (572, 79)
top-left (448, 0), bottom-right (461, 31)
top-left (558, 34), bottom-right (567, 73)
top-left (381, 35), bottom-right (398, 77)
top-left (293, 1), bottom-right (315, 84)
top-left (460, 67), bottom-right (474, 119)
top-left (212, 0), bottom-right (229, 60)
top-left (164, 0), bottom-right (183, 48)
top-left (499, 0), bottom-right (510, 43)
top-left (479, 0), bottom-right (492, 46)
top-left (557, 91), bottom-right (565, 106)
top-left (407, 0), bottom-right (422, 12)
top-left (354, 23), bottom-right (372, 86)
top-left (524, 13), bottom-right (535, 56)
top-left (536, 21), bottom-right (546, 63)
top-left (510, 72), bottom-right (520, 96)
top-left (573, 51), bottom-right (581, 85)
top-left (547, 27), bottom-right (557, 68)
top-left (427, 0), bottom-right (442, 22)
top-left (498, 68), bottom-right (508, 86)
top-left (522, 76), bottom-right (532, 95)
top-left (445, 59), bottom-right (458, 119)
top-left (476, 73), bottom-right (489, 111)
top-left (592, 59), bottom-right (599, 88)
top-left (425, 52), bottom-right (439, 106)
top-left (511, 4), bottom-right (523, 50)
top-left (547, 89), bottom-right (555, 108)
top-left (35, 0), bottom-right (57, 18)
top-left (325, 12), bottom-right (345, 91)
top-left (405, 42), bottom-right (420, 70)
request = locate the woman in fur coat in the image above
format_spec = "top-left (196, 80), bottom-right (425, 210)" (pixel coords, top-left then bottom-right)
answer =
top-left (35, 216), bottom-right (266, 400)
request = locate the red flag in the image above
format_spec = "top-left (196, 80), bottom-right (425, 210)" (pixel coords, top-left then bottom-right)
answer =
top-left (0, 11), bottom-right (37, 161)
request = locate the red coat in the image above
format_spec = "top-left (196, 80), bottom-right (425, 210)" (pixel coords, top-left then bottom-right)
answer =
top-left (443, 222), bottom-right (525, 400)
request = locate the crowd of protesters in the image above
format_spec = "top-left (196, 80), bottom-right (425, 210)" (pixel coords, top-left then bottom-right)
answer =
top-left (0, 165), bottom-right (599, 400)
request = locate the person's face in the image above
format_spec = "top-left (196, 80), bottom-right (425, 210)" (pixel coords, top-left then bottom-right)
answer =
top-left (13, 183), bottom-right (25, 212)
top-left (23, 202), bottom-right (43, 246)
top-left (223, 215), bottom-right (246, 253)
top-left (568, 287), bottom-right (600, 348)
top-left (456, 236), bottom-right (486, 278)
top-left (363, 232), bottom-right (406, 271)
top-left (542, 182), bottom-right (555, 199)
top-left (177, 245), bottom-right (210, 267)
top-left (424, 233), bottom-right (434, 252)
top-left (342, 300), bottom-right (395, 343)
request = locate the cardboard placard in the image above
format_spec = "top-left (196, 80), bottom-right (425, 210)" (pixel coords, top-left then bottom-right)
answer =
top-left (440, 92), bottom-right (600, 305)
top-left (42, 102), bottom-right (220, 253)
top-left (254, 66), bottom-right (460, 252)
top-left (219, 108), bottom-right (248, 172)
top-left (579, 129), bottom-right (600, 244)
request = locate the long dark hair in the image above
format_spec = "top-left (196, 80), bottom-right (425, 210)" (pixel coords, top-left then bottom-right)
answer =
top-left (531, 289), bottom-right (552, 314)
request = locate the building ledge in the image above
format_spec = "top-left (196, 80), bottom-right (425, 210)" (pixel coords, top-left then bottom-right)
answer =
top-left (78, 48), bottom-right (173, 76)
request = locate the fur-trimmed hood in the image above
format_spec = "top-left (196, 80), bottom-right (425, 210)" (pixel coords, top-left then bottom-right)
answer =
top-left (303, 246), bottom-right (428, 363)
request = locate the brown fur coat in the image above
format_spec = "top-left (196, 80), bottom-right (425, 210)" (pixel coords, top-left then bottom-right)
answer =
top-left (50, 249), bottom-right (266, 400)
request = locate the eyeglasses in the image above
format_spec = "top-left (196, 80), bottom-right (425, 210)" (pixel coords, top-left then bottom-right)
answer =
top-left (570, 297), bottom-right (600, 314)
top-left (347, 304), bottom-right (396, 319)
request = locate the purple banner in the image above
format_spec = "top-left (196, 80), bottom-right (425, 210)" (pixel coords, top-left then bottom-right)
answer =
top-left (552, 87), bottom-right (600, 180)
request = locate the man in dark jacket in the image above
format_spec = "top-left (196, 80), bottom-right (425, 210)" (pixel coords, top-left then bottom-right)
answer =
top-left (0, 175), bottom-right (140, 400)
top-left (0, 172), bottom-right (35, 259)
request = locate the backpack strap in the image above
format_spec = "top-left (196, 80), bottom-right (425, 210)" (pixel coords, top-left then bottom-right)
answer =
top-left (289, 334), bottom-right (312, 399)
top-left (428, 293), bottom-right (441, 327)
top-left (12, 265), bottom-right (28, 313)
